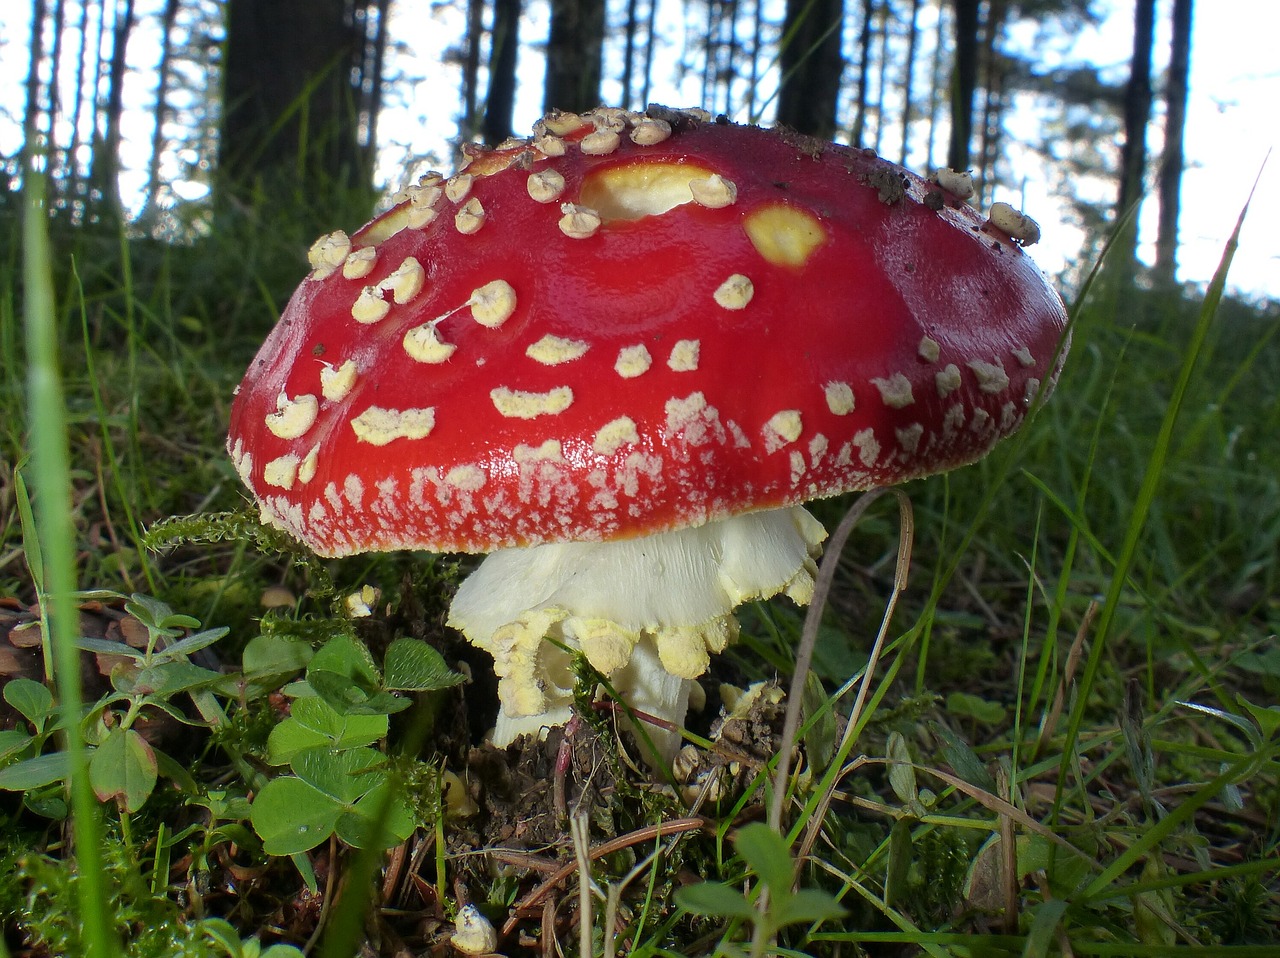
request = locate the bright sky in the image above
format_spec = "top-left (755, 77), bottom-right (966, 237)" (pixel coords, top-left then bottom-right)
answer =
top-left (1, 0), bottom-right (1275, 301)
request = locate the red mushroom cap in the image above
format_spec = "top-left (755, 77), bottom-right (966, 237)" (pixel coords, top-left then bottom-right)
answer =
top-left (227, 109), bottom-right (1068, 557)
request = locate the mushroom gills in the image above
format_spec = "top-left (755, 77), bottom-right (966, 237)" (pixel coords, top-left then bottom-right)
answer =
top-left (447, 505), bottom-right (827, 758)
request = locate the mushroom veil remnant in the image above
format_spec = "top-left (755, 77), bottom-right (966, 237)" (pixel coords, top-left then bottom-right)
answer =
top-left (227, 107), bottom-right (1069, 759)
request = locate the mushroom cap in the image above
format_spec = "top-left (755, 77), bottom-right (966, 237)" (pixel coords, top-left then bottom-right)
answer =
top-left (227, 109), bottom-right (1069, 557)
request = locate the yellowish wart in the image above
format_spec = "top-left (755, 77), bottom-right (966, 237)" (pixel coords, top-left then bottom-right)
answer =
top-left (526, 334), bottom-right (589, 365)
top-left (490, 386), bottom-right (574, 419)
top-left (351, 406), bottom-right (436, 445)
top-left (743, 203), bottom-right (826, 267)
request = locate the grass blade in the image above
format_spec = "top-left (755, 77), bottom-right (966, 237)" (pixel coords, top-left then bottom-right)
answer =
top-left (1052, 172), bottom-right (1262, 824)
top-left (23, 155), bottom-right (117, 956)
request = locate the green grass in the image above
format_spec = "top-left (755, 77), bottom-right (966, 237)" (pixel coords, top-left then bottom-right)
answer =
top-left (0, 173), bottom-right (1277, 956)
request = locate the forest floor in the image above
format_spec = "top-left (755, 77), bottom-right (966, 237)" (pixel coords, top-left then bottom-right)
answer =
top-left (0, 201), bottom-right (1278, 956)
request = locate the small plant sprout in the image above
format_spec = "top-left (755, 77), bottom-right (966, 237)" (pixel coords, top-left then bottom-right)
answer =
top-left (676, 822), bottom-right (846, 954)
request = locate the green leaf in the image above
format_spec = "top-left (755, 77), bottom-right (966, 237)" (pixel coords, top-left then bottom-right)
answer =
top-left (198, 917), bottom-right (245, 957)
top-left (4, 677), bottom-right (54, 730)
top-left (154, 745), bottom-right (200, 793)
top-left (250, 775), bottom-right (340, 855)
top-left (1237, 696), bottom-right (1280, 742)
top-left (265, 696), bottom-right (388, 765)
top-left (131, 660), bottom-right (223, 697)
top-left (89, 727), bottom-right (158, 812)
top-left (885, 731), bottom-right (917, 806)
top-left (76, 636), bottom-right (144, 658)
top-left (13, 465), bottom-right (44, 592)
top-left (930, 721), bottom-right (996, 792)
top-left (945, 690), bottom-right (1008, 725)
top-left (0, 729), bottom-right (33, 762)
top-left (383, 637), bottom-right (465, 691)
top-left (125, 593), bottom-right (200, 635)
top-left (292, 746), bottom-right (387, 804)
top-left (674, 881), bottom-right (756, 920)
top-left (308, 668), bottom-right (408, 716)
top-left (799, 671), bottom-right (836, 769)
top-left (309, 634), bottom-right (380, 686)
top-left (733, 822), bottom-right (795, 895)
top-left (884, 818), bottom-right (912, 907)
top-left (0, 750), bottom-right (70, 790)
top-left (774, 888), bottom-right (847, 927)
top-left (336, 779), bottom-right (416, 849)
top-left (241, 634), bottom-right (313, 686)
top-left (157, 626), bottom-right (230, 661)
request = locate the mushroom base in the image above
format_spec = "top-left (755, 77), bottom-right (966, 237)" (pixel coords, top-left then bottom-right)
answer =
top-left (447, 505), bottom-right (827, 757)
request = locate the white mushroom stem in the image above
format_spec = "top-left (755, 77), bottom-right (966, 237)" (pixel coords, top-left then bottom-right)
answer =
top-left (447, 505), bottom-right (827, 760)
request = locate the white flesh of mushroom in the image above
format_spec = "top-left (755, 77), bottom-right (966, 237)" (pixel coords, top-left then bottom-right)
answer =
top-left (446, 505), bottom-right (826, 760)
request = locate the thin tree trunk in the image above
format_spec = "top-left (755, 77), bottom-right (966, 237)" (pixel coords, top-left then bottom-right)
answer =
top-left (747, 0), bottom-right (764, 120)
top-left (142, 0), bottom-right (180, 223)
top-left (66, 0), bottom-right (91, 209)
top-left (1155, 0), bottom-right (1192, 286)
top-left (47, 0), bottom-right (67, 183)
top-left (1118, 0), bottom-right (1155, 216)
top-left (925, 3), bottom-right (946, 168)
top-left (461, 0), bottom-right (484, 139)
top-left (947, 0), bottom-right (980, 172)
top-left (363, 0), bottom-right (391, 179)
top-left (871, 0), bottom-right (892, 153)
top-left (850, 0), bottom-right (874, 145)
top-left (976, 0), bottom-right (1004, 203)
top-left (23, 0), bottom-right (48, 154)
top-left (724, 0), bottom-right (741, 117)
top-left (899, 0), bottom-right (920, 166)
top-left (700, 1), bottom-right (716, 109)
top-left (776, 0), bottom-right (845, 139)
top-left (621, 0), bottom-right (639, 107)
top-left (640, 0), bottom-right (658, 106)
top-left (96, 0), bottom-right (136, 222)
top-left (482, 0), bottom-right (520, 144)
top-left (543, 0), bottom-right (604, 113)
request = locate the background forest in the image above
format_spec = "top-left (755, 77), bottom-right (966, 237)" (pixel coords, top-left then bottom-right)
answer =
top-left (1, 0), bottom-right (1278, 956)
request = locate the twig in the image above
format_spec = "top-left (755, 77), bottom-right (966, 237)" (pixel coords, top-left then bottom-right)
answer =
top-left (570, 812), bottom-right (593, 958)
top-left (500, 817), bottom-right (707, 935)
top-left (794, 491), bottom-right (913, 869)
top-left (771, 490), bottom-right (912, 833)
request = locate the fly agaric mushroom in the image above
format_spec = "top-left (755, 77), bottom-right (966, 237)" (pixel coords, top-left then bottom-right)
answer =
top-left (227, 107), bottom-right (1068, 759)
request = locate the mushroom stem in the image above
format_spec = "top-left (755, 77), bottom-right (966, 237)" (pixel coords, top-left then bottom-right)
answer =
top-left (447, 506), bottom-right (827, 757)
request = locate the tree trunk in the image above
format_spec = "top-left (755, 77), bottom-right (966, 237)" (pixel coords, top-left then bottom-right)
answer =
top-left (1154, 0), bottom-right (1192, 286)
top-left (362, 0), bottom-right (391, 177)
top-left (66, 0), bottom-right (91, 211)
top-left (850, 0), bottom-right (873, 146)
top-left (747, 0), bottom-right (765, 120)
top-left (947, 0), bottom-right (980, 172)
top-left (482, 0), bottom-right (521, 144)
top-left (640, 0), bottom-right (658, 106)
top-left (142, 0), bottom-right (180, 224)
top-left (621, 0), bottom-right (640, 108)
top-left (899, 0), bottom-right (921, 166)
top-left (776, 0), bottom-right (845, 138)
top-left (23, 0), bottom-right (48, 151)
top-left (94, 0), bottom-right (136, 222)
top-left (47, 0), bottom-right (67, 183)
top-left (543, 0), bottom-right (605, 113)
top-left (461, 0), bottom-right (484, 140)
top-left (219, 0), bottom-right (374, 218)
top-left (976, 0), bottom-right (1006, 203)
top-left (1118, 0), bottom-right (1155, 216)
top-left (925, 4), bottom-right (946, 168)
top-left (870, 0), bottom-right (891, 153)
